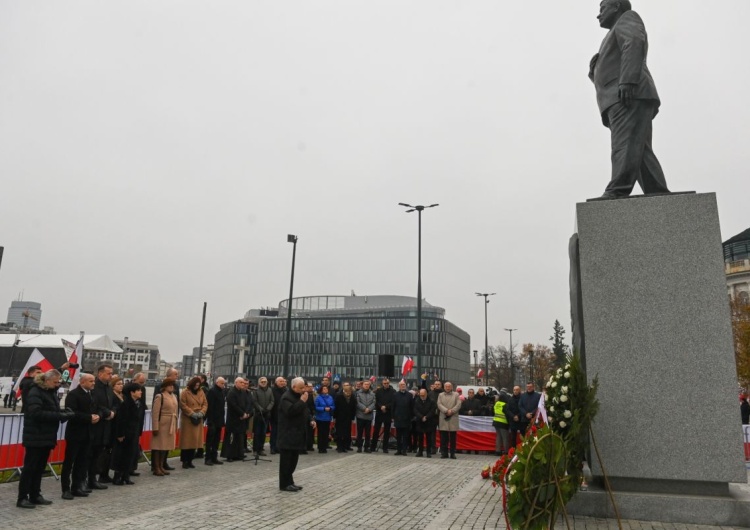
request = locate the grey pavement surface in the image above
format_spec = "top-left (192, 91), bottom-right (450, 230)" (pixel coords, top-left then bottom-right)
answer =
top-left (1, 450), bottom-right (749, 529)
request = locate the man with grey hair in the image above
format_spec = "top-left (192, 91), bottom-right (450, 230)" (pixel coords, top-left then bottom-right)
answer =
top-left (252, 376), bottom-right (274, 456)
top-left (60, 373), bottom-right (99, 500)
top-left (278, 377), bottom-right (315, 492)
top-left (589, 0), bottom-right (669, 199)
top-left (205, 377), bottom-right (226, 465)
top-left (223, 377), bottom-right (249, 462)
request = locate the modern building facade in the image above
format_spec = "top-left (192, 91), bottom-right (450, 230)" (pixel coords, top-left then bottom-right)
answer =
top-left (254, 295), bottom-right (471, 383)
top-left (112, 339), bottom-right (160, 380)
top-left (724, 227), bottom-right (750, 303)
top-left (6, 300), bottom-right (42, 331)
top-left (212, 320), bottom-right (260, 381)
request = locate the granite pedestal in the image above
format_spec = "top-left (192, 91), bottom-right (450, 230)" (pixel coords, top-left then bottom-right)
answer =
top-left (568, 192), bottom-right (748, 525)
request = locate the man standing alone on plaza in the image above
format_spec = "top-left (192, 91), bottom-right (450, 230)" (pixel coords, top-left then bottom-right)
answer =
top-left (278, 377), bottom-right (315, 492)
top-left (437, 382), bottom-right (461, 459)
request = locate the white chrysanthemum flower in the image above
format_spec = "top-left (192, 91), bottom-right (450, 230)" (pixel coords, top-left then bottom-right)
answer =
top-left (560, 395), bottom-right (568, 402)
top-left (563, 410), bottom-right (572, 418)
top-left (509, 485), bottom-right (516, 494)
top-left (561, 386), bottom-right (568, 393)
top-left (549, 406), bottom-right (555, 412)
top-left (559, 421), bottom-right (567, 428)
top-left (564, 371), bottom-right (570, 378)
top-left (551, 381), bottom-right (558, 388)
top-left (556, 368), bottom-right (562, 375)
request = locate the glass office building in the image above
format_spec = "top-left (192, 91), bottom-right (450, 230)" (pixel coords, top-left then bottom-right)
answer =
top-left (254, 295), bottom-right (471, 383)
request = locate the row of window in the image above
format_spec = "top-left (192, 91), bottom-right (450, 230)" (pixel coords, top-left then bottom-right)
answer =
top-left (261, 317), bottom-right (444, 333)
top-left (258, 330), bottom-right (445, 345)
top-left (255, 341), bottom-right (445, 357)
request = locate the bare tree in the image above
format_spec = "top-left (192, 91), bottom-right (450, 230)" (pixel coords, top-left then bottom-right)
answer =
top-left (518, 343), bottom-right (557, 389)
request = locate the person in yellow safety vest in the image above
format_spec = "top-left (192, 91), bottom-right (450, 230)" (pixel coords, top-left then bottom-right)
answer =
top-left (493, 393), bottom-right (510, 456)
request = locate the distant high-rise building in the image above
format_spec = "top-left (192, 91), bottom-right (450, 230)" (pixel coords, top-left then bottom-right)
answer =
top-left (724, 227), bottom-right (750, 303)
top-left (7, 300), bottom-right (42, 330)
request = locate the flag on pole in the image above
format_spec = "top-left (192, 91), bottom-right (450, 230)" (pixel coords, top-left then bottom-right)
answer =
top-left (369, 375), bottom-right (376, 383)
top-left (325, 371), bottom-right (332, 378)
top-left (14, 349), bottom-right (54, 399)
top-left (476, 368), bottom-right (485, 378)
top-left (68, 336), bottom-right (83, 390)
top-left (401, 356), bottom-right (414, 376)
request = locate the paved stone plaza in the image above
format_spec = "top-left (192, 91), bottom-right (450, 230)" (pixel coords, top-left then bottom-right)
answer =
top-left (1, 451), bottom-right (748, 529)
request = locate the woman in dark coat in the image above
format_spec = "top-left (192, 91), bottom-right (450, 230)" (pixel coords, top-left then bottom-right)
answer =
top-left (333, 383), bottom-right (357, 452)
top-left (17, 370), bottom-right (73, 508)
top-left (112, 383), bottom-right (143, 485)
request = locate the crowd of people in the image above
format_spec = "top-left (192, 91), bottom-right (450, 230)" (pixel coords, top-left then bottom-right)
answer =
top-left (14, 361), bottom-right (547, 505)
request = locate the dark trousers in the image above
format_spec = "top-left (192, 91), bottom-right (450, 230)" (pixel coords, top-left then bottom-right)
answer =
top-left (317, 421), bottom-right (330, 452)
top-left (335, 420), bottom-right (352, 450)
top-left (305, 421), bottom-right (314, 450)
top-left (356, 418), bottom-right (371, 449)
top-left (417, 430), bottom-right (435, 452)
top-left (253, 416), bottom-right (268, 452)
top-left (88, 444), bottom-right (106, 483)
top-left (508, 427), bottom-right (522, 450)
top-left (430, 424), bottom-right (439, 453)
top-left (131, 442), bottom-right (143, 472)
top-left (269, 417), bottom-right (279, 452)
top-left (18, 446), bottom-right (51, 501)
top-left (395, 427), bottom-right (410, 454)
top-left (180, 448), bottom-right (196, 463)
top-left (605, 100), bottom-right (669, 197)
top-left (278, 449), bottom-right (299, 489)
top-left (61, 439), bottom-right (90, 492)
top-left (370, 411), bottom-right (392, 451)
top-left (223, 428), bottom-right (245, 460)
top-left (205, 424), bottom-right (223, 461)
top-left (440, 431), bottom-right (457, 455)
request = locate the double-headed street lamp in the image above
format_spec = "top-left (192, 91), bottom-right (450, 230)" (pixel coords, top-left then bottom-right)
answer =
top-left (476, 292), bottom-right (496, 387)
top-left (283, 234), bottom-right (298, 379)
top-left (399, 203), bottom-right (439, 381)
top-left (505, 328), bottom-right (517, 386)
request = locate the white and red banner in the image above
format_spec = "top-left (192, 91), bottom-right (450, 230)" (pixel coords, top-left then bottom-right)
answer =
top-left (13, 349), bottom-right (54, 399)
top-left (476, 368), bottom-right (485, 379)
top-left (64, 337), bottom-right (83, 390)
top-left (401, 356), bottom-right (414, 376)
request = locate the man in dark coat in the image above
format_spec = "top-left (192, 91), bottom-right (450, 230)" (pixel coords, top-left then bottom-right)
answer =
top-left (223, 378), bottom-right (249, 462)
top-left (16, 365), bottom-right (44, 413)
top-left (460, 389), bottom-right (481, 416)
top-left (304, 382), bottom-right (315, 451)
top-left (269, 377), bottom-right (287, 455)
top-left (413, 388), bottom-right (437, 458)
top-left (17, 369), bottom-right (74, 508)
top-left (427, 380), bottom-right (443, 454)
top-left (392, 380), bottom-right (414, 456)
top-left (205, 377), bottom-right (226, 465)
top-left (371, 378), bottom-right (396, 453)
top-left (130, 372), bottom-right (147, 476)
top-left (518, 382), bottom-right (541, 438)
top-left (252, 376), bottom-right (274, 456)
top-left (506, 385), bottom-right (523, 448)
top-left (333, 382), bottom-right (357, 452)
top-left (741, 395), bottom-right (750, 425)
top-left (277, 377), bottom-right (315, 492)
top-left (88, 364), bottom-right (115, 489)
top-left (60, 373), bottom-right (100, 500)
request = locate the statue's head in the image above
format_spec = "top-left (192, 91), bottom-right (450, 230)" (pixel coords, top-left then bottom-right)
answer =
top-left (597, 0), bottom-right (632, 29)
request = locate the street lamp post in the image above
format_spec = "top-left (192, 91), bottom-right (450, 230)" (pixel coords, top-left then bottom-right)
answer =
top-left (504, 328), bottom-right (517, 387)
top-left (399, 203), bottom-right (439, 381)
top-left (473, 350), bottom-right (478, 384)
top-left (283, 234), bottom-right (298, 379)
top-left (476, 293), bottom-right (495, 388)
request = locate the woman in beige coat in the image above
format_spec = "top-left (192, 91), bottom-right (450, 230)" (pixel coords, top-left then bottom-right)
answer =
top-left (179, 376), bottom-right (208, 469)
top-left (437, 382), bottom-right (462, 459)
top-left (151, 379), bottom-right (178, 476)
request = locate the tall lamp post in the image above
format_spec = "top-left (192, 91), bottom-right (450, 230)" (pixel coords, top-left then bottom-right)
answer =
top-left (399, 203), bottom-right (439, 381)
top-left (473, 350), bottom-right (478, 384)
top-left (504, 328), bottom-right (517, 387)
top-left (476, 293), bottom-right (496, 388)
top-left (283, 234), bottom-right (298, 379)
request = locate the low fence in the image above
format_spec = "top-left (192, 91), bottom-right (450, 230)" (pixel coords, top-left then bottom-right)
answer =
top-left (2, 413), bottom-right (749, 478)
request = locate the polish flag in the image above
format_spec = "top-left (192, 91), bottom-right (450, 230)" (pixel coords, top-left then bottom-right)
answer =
top-left (476, 368), bottom-right (485, 378)
top-left (67, 337), bottom-right (83, 390)
top-left (401, 356), bottom-right (414, 376)
top-left (325, 371), bottom-right (332, 378)
top-left (369, 375), bottom-right (376, 383)
top-left (14, 349), bottom-right (54, 399)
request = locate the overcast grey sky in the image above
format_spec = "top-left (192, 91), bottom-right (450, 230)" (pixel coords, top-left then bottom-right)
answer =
top-left (1, 1), bottom-right (748, 363)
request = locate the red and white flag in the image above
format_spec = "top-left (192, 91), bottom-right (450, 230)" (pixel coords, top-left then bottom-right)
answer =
top-left (401, 356), bottom-right (414, 376)
top-left (476, 368), bottom-right (485, 378)
top-left (325, 371), bottom-right (332, 378)
top-left (67, 336), bottom-right (83, 390)
top-left (14, 349), bottom-right (54, 399)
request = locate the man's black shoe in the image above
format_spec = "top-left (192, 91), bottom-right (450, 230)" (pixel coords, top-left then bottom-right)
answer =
top-left (291, 484), bottom-right (303, 490)
top-left (211, 460), bottom-right (223, 465)
top-left (357, 448), bottom-right (363, 453)
top-left (72, 490), bottom-right (89, 497)
top-left (204, 460), bottom-right (214, 466)
top-left (130, 471), bottom-right (141, 476)
top-left (99, 475), bottom-right (113, 483)
top-left (61, 491), bottom-right (74, 500)
top-left (30, 496), bottom-right (53, 505)
top-left (79, 483), bottom-right (92, 493)
top-left (280, 485), bottom-right (299, 492)
top-left (16, 499), bottom-right (36, 509)
top-left (440, 454), bottom-right (448, 459)
top-left (88, 481), bottom-right (108, 490)
top-left (450, 454), bottom-right (457, 460)
top-left (299, 451), bottom-right (308, 455)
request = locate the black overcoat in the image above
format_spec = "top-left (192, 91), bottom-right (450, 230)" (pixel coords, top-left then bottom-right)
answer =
top-left (277, 389), bottom-right (310, 452)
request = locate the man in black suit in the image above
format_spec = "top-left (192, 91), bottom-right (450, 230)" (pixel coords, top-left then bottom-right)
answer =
top-left (278, 377), bottom-right (315, 492)
top-left (130, 372), bottom-right (147, 476)
top-left (88, 364), bottom-right (115, 489)
top-left (589, 0), bottom-right (669, 199)
top-left (223, 378), bottom-right (249, 462)
top-left (60, 373), bottom-right (100, 500)
top-left (204, 377), bottom-right (226, 465)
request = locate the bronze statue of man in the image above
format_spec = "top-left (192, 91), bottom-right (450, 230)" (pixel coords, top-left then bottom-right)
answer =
top-left (589, 0), bottom-right (670, 200)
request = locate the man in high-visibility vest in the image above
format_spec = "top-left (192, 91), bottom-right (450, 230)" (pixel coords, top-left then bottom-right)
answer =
top-left (493, 393), bottom-right (510, 455)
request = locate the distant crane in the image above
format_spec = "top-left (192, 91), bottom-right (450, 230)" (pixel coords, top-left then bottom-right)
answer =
top-left (21, 310), bottom-right (38, 330)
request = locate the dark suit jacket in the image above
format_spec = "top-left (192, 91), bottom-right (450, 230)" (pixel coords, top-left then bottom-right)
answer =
top-left (277, 390), bottom-right (310, 452)
top-left (591, 10), bottom-right (660, 126)
top-left (225, 387), bottom-right (247, 432)
top-left (64, 386), bottom-right (96, 442)
top-left (90, 378), bottom-right (115, 445)
top-left (206, 385), bottom-right (226, 427)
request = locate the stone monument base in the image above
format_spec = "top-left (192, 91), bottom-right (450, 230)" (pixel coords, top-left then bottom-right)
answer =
top-left (566, 479), bottom-right (750, 527)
